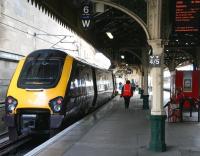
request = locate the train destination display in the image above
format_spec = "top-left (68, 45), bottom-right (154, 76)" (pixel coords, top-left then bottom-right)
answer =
top-left (175, 0), bottom-right (200, 32)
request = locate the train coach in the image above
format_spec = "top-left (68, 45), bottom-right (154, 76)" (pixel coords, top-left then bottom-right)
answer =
top-left (3, 49), bottom-right (115, 140)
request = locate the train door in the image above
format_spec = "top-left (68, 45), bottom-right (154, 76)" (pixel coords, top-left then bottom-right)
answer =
top-left (66, 62), bottom-right (94, 116)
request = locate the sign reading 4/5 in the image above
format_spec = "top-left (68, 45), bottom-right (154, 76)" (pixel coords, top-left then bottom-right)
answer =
top-left (81, 1), bottom-right (92, 29)
top-left (149, 55), bottom-right (161, 67)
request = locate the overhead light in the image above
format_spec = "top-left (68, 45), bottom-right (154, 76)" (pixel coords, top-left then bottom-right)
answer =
top-left (166, 49), bottom-right (169, 52)
top-left (176, 39), bottom-right (179, 42)
top-left (126, 64), bottom-right (128, 66)
top-left (106, 32), bottom-right (113, 39)
top-left (121, 55), bottom-right (125, 59)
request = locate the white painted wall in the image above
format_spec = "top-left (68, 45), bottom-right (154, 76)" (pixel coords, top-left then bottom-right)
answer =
top-left (0, 0), bottom-right (98, 100)
top-left (0, 0), bottom-right (96, 57)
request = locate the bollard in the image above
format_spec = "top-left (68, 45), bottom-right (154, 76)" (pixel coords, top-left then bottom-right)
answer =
top-left (143, 95), bottom-right (149, 109)
top-left (138, 88), bottom-right (141, 94)
top-left (140, 89), bottom-right (144, 99)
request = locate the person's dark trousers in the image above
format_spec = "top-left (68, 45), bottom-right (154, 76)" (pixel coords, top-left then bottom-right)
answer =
top-left (124, 96), bottom-right (130, 109)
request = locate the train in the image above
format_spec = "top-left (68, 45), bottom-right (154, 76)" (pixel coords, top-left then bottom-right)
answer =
top-left (3, 49), bottom-right (115, 140)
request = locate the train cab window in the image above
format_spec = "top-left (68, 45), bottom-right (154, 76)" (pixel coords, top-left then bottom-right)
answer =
top-left (18, 59), bottom-right (64, 89)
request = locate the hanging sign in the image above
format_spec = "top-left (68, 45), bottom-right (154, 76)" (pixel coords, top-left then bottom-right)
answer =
top-left (149, 55), bottom-right (161, 67)
top-left (175, 0), bottom-right (200, 32)
top-left (81, 0), bottom-right (92, 29)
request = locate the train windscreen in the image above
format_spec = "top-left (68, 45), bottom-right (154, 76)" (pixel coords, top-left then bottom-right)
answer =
top-left (18, 59), bottom-right (64, 89)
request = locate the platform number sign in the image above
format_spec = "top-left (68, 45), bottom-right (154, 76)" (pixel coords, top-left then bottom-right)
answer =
top-left (81, 1), bottom-right (92, 29)
top-left (149, 55), bottom-right (161, 67)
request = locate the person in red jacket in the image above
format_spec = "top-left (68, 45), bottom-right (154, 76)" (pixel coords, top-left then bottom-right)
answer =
top-left (120, 80), bottom-right (134, 109)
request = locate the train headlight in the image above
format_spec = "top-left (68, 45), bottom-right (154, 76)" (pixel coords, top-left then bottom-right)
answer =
top-left (5, 96), bottom-right (18, 113)
top-left (49, 97), bottom-right (63, 113)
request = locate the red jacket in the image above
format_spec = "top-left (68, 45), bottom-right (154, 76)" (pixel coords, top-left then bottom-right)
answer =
top-left (121, 84), bottom-right (133, 97)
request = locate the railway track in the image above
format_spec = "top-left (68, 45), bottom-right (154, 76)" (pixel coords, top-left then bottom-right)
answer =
top-left (0, 132), bottom-right (8, 139)
top-left (0, 103), bottom-right (47, 155)
top-left (0, 134), bottom-right (32, 155)
top-left (0, 102), bottom-right (5, 108)
top-left (0, 132), bottom-right (8, 144)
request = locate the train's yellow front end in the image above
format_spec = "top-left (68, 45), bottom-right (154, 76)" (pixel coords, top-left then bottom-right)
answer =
top-left (3, 50), bottom-right (73, 140)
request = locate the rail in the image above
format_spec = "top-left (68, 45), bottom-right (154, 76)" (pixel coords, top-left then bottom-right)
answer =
top-left (0, 132), bottom-right (8, 140)
top-left (0, 101), bottom-right (5, 109)
top-left (0, 134), bottom-right (32, 155)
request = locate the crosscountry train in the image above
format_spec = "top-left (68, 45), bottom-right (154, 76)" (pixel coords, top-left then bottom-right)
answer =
top-left (3, 49), bottom-right (115, 140)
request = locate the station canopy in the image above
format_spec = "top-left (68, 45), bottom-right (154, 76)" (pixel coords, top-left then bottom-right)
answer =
top-left (28, 0), bottom-right (200, 71)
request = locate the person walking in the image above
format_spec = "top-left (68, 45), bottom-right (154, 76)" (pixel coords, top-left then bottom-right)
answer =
top-left (118, 82), bottom-right (123, 94)
top-left (120, 80), bottom-right (133, 109)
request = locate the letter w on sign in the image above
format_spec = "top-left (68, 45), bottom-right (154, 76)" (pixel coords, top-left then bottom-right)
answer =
top-left (82, 20), bottom-right (91, 28)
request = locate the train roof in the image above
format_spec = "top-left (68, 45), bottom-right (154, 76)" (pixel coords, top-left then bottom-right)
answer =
top-left (27, 49), bottom-right (67, 59)
top-left (27, 49), bottom-right (110, 71)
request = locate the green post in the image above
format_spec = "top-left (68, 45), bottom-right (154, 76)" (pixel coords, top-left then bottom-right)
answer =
top-left (149, 115), bottom-right (167, 152)
top-left (142, 95), bottom-right (149, 109)
top-left (138, 88), bottom-right (141, 94)
top-left (140, 89), bottom-right (144, 99)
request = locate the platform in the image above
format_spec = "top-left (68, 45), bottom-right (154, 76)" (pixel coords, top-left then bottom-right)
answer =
top-left (26, 94), bottom-right (200, 156)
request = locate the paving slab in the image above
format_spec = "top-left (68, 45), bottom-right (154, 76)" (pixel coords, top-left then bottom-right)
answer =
top-left (25, 94), bottom-right (200, 156)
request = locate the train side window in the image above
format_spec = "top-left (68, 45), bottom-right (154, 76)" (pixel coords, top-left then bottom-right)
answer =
top-left (69, 64), bottom-right (78, 97)
top-left (80, 64), bottom-right (94, 95)
top-left (69, 62), bottom-right (95, 98)
top-left (69, 62), bottom-right (85, 97)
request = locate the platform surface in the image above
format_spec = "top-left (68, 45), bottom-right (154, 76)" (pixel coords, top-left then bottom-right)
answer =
top-left (26, 94), bottom-right (200, 156)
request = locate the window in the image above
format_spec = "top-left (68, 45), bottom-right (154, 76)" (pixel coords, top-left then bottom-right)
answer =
top-left (18, 59), bottom-right (64, 89)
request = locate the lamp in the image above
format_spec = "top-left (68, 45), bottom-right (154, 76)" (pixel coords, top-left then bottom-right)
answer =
top-left (106, 32), bottom-right (113, 39)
